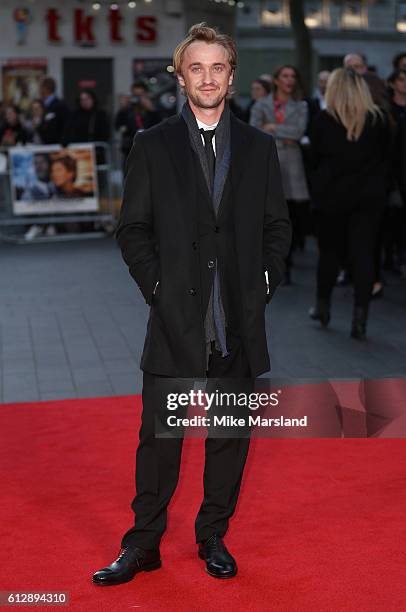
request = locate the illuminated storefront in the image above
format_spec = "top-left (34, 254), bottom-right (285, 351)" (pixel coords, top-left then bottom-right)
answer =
top-left (0, 0), bottom-right (186, 116)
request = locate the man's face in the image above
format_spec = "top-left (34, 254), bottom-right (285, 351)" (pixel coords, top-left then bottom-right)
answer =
top-left (399, 57), bottom-right (406, 72)
top-left (318, 72), bottom-right (330, 95)
top-left (34, 154), bottom-right (50, 181)
top-left (132, 86), bottom-right (146, 99)
top-left (177, 41), bottom-right (233, 110)
top-left (393, 71), bottom-right (406, 96)
top-left (344, 55), bottom-right (367, 75)
top-left (80, 92), bottom-right (94, 111)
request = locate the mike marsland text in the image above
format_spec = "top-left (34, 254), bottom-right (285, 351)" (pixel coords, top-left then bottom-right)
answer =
top-left (166, 415), bottom-right (308, 428)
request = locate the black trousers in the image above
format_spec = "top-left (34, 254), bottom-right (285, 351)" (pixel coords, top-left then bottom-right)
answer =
top-left (121, 333), bottom-right (254, 550)
top-left (315, 207), bottom-right (383, 308)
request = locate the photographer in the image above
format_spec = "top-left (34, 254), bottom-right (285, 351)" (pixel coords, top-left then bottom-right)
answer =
top-left (115, 81), bottom-right (161, 163)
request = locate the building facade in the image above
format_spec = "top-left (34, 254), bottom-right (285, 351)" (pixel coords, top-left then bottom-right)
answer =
top-left (0, 0), bottom-right (188, 117)
top-left (0, 0), bottom-right (240, 117)
top-left (1, 0), bottom-right (404, 110)
top-left (236, 0), bottom-right (406, 94)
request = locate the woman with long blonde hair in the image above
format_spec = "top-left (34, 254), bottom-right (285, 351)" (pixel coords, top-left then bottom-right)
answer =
top-left (309, 67), bottom-right (390, 340)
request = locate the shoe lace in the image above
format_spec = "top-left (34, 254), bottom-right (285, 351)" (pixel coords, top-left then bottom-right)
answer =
top-left (116, 546), bottom-right (146, 562)
top-left (206, 534), bottom-right (223, 551)
top-left (117, 548), bottom-right (128, 559)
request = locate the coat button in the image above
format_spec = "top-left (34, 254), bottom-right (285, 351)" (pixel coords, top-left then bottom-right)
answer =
top-left (214, 226), bottom-right (220, 233)
top-left (188, 288), bottom-right (197, 296)
top-left (192, 241), bottom-right (197, 250)
top-left (208, 260), bottom-right (215, 269)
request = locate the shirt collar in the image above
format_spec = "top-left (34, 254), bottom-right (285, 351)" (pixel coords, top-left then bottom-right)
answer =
top-left (196, 117), bottom-right (219, 131)
top-left (316, 91), bottom-right (327, 109)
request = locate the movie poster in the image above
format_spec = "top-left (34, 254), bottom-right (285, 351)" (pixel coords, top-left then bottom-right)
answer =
top-left (2, 58), bottom-right (47, 112)
top-left (9, 143), bottom-right (99, 215)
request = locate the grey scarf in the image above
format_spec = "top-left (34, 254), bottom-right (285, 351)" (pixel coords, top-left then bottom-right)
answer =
top-left (181, 100), bottom-right (231, 361)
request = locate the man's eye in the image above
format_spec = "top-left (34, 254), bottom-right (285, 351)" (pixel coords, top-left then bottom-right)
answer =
top-left (213, 66), bottom-right (223, 72)
top-left (192, 67), bottom-right (201, 73)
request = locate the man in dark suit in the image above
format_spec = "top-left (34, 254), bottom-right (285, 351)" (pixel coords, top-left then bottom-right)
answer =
top-left (307, 70), bottom-right (330, 133)
top-left (38, 77), bottom-right (70, 144)
top-left (115, 81), bottom-right (162, 164)
top-left (92, 22), bottom-right (291, 586)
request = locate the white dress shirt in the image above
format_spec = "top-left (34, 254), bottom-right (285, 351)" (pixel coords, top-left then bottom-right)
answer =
top-left (196, 117), bottom-right (218, 156)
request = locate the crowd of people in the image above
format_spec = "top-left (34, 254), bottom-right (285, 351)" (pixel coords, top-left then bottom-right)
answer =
top-left (0, 76), bottom-right (166, 238)
top-left (0, 52), bottom-right (405, 338)
top-left (0, 77), bottom-right (110, 149)
top-left (246, 51), bottom-right (406, 340)
top-left (0, 76), bottom-right (112, 238)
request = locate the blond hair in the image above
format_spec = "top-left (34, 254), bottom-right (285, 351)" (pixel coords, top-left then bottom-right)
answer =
top-left (325, 68), bottom-right (381, 141)
top-left (172, 22), bottom-right (237, 76)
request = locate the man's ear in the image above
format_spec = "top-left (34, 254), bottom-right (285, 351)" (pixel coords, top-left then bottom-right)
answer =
top-left (177, 73), bottom-right (185, 89)
top-left (228, 70), bottom-right (234, 87)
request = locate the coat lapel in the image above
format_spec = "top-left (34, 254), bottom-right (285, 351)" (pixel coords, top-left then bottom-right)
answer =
top-left (216, 173), bottom-right (232, 221)
top-left (216, 114), bottom-right (254, 221)
top-left (160, 112), bottom-right (254, 225)
top-left (282, 99), bottom-right (297, 122)
top-left (161, 114), bottom-right (194, 191)
top-left (194, 151), bottom-right (215, 219)
top-left (230, 113), bottom-right (254, 194)
top-left (161, 114), bottom-right (198, 224)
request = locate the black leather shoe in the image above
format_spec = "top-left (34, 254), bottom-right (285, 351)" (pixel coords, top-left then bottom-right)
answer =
top-left (198, 534), bottom-right (237, 578)
top-left (92, 546), bottom-right (161, 586)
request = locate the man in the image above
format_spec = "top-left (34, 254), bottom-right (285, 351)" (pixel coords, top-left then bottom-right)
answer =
top-left (393, 52), bottom-right (406, 72)
top-left (343, 53), bottom-right (368, 75)
top-left (21, 153), bottom-right (53, 201)
top-left (307, 70), bottom-right (330, 124)
top-left (38, 77), bottom-right (70, 145)
top-left (92, 22), bottom-right (291, 586)
top-left (115, 81), bottom-right (161, 162)
top-left (306, 70), bottom-right (329, 130)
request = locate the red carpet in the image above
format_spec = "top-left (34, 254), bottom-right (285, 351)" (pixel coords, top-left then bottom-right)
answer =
top-left (1, 395), bottom-right (406, 611)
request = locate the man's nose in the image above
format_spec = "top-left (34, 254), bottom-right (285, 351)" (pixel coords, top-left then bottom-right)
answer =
top-left (201, 68), bottom-right (214, 83)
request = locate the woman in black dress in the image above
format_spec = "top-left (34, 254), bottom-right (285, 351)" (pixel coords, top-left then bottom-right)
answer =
top-left (63, 89), bottom-right (110, 146)
top-left (309, 68), bottom-right (391, 340)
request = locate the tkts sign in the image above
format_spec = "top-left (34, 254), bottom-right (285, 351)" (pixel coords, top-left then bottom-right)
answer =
top-left (15, 7), bottom-right (157, 45)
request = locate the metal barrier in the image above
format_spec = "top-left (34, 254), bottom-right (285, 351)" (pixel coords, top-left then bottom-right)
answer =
top-left (0, 141), bottom-right (120, 244)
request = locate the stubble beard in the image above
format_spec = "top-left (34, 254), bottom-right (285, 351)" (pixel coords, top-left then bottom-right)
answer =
top-left (186, 88), bottom-right (227, 110)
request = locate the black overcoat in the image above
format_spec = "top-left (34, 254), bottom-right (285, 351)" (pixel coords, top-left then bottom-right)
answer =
top-left (116, 111), bottom-right (291, 377)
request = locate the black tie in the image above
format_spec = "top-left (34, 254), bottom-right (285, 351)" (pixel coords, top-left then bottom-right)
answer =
top-left (200, 128), bottom-right (216, 191)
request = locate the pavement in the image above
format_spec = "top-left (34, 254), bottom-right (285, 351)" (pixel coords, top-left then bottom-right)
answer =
top-left (0, 237), bottom-right (405, 404)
